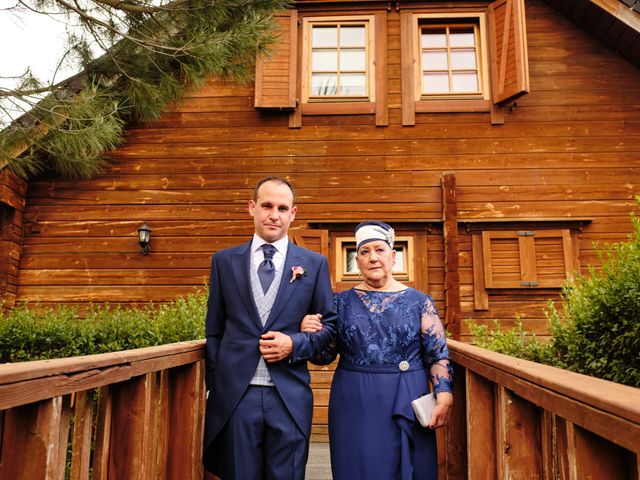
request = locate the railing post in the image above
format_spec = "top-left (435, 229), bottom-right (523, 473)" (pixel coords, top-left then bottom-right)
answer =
top-left (70, 390), bottom-right (94, 480)
top-left (93, 386), bottom-right (113, 480)
top-left (573, 424), bottom-right (637, 479)
top-left (0, 396), bottom-right (70, 480)
top-left (466, 371), bottom-right (497, 479)
top-left (166, 361), bottom-right (206, 480)
top-left (496, 386), bottom-right (544, 478)
top-left (107, 374), bottom-right (152, 478)
top-left (540, 411), bottom-right (556, 480)
top-left (443, 362), bottom-right (467, 478)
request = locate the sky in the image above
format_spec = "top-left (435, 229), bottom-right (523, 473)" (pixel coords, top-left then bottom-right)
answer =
top-left (1, 5), bottom-right (84, 124)
top-left (1, 6), bottom-right (81, 87)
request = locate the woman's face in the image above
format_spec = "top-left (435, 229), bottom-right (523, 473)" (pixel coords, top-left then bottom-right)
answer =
top-left (356, 240), bottom-right (396, 283)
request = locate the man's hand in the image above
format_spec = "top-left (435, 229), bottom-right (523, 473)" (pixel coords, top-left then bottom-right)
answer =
top-left (300, 313), bottom-right (323, 333)
top-left (259, 331), bottom-right (294, 363)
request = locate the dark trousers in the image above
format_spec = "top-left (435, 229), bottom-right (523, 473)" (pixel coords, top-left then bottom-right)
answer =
top-left (214, 386), bottom-right (308, 480)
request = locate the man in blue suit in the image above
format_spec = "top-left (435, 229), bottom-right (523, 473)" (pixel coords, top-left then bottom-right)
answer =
top-left (202, 176), bottom-right (337, 479)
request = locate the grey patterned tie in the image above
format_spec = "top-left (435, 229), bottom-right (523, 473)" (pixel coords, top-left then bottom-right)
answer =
top-left (258, 244), bottom-right (277, 294)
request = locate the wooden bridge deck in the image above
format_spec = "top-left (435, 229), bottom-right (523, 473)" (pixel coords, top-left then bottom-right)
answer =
top-left (306, 443), bottom-right (331, 480)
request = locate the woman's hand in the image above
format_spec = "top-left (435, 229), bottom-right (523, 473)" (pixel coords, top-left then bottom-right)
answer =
top-left (300, 313), bottom-right (323, 333)
top-left (428, 392), bottom-right (453, 429)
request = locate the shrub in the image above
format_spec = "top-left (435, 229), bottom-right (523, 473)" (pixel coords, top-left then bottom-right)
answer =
top-left (0, 290), bottom-right (207, 363)
top-left (469, 200), bottom-right (640, 388)
top-left (467, 318), bottom-right (556, 365)
top-left (547, 208), bottom-right (640, 387)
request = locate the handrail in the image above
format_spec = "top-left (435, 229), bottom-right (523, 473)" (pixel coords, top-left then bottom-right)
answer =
top-left (0, 340), bottom-right (205, 410)
top-left (0, 340), bottom-right (207, 480)
top-left (446, 339), bottom-right (640, 479)
top-left (449, 340), bottom-right (640, 425)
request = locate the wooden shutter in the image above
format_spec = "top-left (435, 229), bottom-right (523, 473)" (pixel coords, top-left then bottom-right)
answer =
top-left (254, 10), bottom-right (298, 109)
top-left (482, 229), bottom-right (576, 289)
top-left (483, 231), bottom-right (523, 288)
top-left (289, 228), bottom-right (328, 257)
top-left (488, 0), bottom-right (530, 104)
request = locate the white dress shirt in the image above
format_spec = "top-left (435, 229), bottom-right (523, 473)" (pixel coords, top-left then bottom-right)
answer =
top-left (250, 234), bottom-right (288, 274)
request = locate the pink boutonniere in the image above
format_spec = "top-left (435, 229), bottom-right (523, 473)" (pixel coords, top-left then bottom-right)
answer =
top-left (290, 265), bottom-right (307, 284)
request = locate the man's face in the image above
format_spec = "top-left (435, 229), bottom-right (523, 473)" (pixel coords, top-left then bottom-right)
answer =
top-left (249, 181), bottom-right (297, 243)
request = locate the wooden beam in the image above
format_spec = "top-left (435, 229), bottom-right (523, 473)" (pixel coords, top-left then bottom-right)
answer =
top-left (442, 172), bottom-right (461, 339)
top-left (588, 0), bottom-right (640, 32)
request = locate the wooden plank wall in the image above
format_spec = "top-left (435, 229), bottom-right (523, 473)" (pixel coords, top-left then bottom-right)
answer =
top-left (17, 0), bottom-right (640, 345)
top-left (0, 169), bottom-right (27, 309)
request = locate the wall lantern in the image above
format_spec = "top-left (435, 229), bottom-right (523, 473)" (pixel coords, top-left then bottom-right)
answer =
top-left (137, 221), bottom-right (151, 255)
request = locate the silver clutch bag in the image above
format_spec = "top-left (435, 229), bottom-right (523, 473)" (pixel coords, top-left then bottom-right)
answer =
top-left (411, 392), bottom-right (436, 427)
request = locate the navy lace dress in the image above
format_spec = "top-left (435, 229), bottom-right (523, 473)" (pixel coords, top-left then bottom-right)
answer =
top-left (313, 288), bottom-right (453, 480)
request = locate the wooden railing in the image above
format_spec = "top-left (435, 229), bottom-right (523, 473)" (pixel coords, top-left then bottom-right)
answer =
top-left (0, 341), bottom-right (206, 479)
top-left (1, 339), bottom-right (638, 479)
top-left (444, 340), bottom-right (640, 479)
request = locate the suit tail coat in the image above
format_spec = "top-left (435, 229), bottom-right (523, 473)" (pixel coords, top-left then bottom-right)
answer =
top-left (202, 240), bottom-right (337, 468)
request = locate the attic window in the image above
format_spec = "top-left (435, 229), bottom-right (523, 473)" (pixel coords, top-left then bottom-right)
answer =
top-left (307, 23), bottom-right (370, 99)
top-left (401, 0), bottom-right (530, 124)
top-left (419, 23), bottom-right (484, 98)
top-left (302, 16), bottom-right (376, 105)
top-left (402, 11), bottom-right (491, 117)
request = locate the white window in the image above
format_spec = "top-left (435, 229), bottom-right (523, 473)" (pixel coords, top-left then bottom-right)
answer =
top-left (302, 16), bottom-right (376, 103)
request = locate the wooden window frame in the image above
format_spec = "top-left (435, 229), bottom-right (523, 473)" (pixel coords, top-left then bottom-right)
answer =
top-left (302, 18), bottom-right (375, 104)
top-left (401, 0), bottom-right (529, 125)
top-left (291, 12), bottom-right (388, 127)
top-left (402, 10), bottom-right (492, 119)
top-left (415, 14), bottom-right (491, 105)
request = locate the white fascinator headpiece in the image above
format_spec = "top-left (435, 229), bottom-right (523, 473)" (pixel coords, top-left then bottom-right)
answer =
top-left (354, 221), bottom-right (395, 250)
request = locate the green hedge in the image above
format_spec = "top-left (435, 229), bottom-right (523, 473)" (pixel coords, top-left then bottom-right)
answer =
top-left (469, 200), bottom-right (640, 388)
top-left (466, 318), bottom-right (555, 365)
top-left (0, 291), bottom-right (207, 363)
top-left (547, 210), bottom-right (640, 387)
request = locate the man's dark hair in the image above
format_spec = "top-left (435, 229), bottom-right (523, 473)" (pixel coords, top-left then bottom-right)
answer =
top-left (253, 176), bottom-right (296, 204)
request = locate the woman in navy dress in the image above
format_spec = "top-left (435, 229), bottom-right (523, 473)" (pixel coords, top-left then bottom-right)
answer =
top-left (302, 221), bottom-right (453, 480)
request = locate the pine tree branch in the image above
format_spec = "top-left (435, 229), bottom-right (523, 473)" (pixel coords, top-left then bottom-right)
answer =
top-left (55, 0), bottom-right (190, 54)
top-left (2, 0), bottom-right (291, 178)
top-left (90, 0), bottom-right (189, 14)
top-left (88, 0), bottom-right (164, 14)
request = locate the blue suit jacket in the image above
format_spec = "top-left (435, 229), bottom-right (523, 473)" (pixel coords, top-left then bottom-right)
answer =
top-left (202, 240), bottom-right (337, 465)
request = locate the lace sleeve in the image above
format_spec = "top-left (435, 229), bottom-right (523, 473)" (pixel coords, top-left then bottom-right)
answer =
top-left (309, 337), bottom-right (338, 365)
top-left (421, 295), bottom-right (453, 394)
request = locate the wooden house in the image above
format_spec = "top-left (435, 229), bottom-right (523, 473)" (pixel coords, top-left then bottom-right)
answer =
top-left (1, 0), bottom-right (639, 442)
